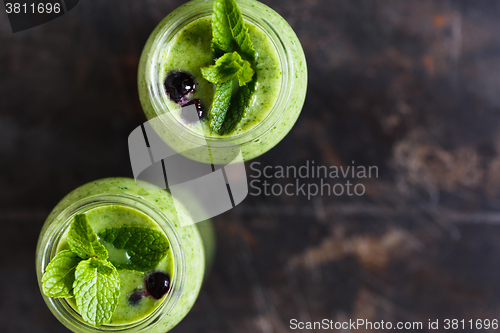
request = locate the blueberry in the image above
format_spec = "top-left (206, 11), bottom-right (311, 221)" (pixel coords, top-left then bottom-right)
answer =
top-left (164, 71), bottom-right (196, 103)
top-left (181, 99), bottom-right (204, 123)
top-left (128, 291), bottom-right (145, 306)
top-left (145, 272), bottom-right (170, 299)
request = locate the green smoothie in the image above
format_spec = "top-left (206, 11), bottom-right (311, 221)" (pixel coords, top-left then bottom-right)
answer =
top-left (138, 0), bottom-right (307, 163)
top-left (55, 205), bottom-right (175, 325)
top-left (36, 178), bottom-right (214, 332)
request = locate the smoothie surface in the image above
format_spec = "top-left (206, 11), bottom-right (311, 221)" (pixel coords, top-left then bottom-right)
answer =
top-left (57, 205), bottom-right (174, 325)
top-left (163, 16), bottom-right (281, 136)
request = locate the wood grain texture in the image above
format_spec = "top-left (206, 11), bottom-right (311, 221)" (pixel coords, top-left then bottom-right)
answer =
top-left (2, 0), bottom-right (500, 332)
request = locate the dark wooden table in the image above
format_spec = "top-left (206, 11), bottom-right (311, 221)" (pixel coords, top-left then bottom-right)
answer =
top-left (2, 0), bottom-right (500, 332)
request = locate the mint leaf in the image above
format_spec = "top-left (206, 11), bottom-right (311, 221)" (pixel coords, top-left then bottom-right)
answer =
top-left (209, 80), bottom-right (234, 134)
top-left (223, 0), bottom-right (256, 60)
top-left (208, 0), bottom-right (257, 134)
top-left (220, 77), bottom-right (256, 134)
top-left (212, 0), bottom-right (256, 60)
top-left (73, 258), bottom-right (120, 327)
top-left (68, 214), bottom-right (108, 260)
top-left (201, 52), bottom-right (254, 86)
top-left (211, 0), bottom-right (234, 57)
top-left (98, 227), bottom-right (170, 272)
top-left (42, 250), bottom-right (82, 298)
top-left (202, 52), bottom-right (241, 84)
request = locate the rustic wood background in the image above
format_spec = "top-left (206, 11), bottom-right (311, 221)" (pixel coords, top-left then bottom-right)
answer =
top-left (2, 0), bottom-right (500, 332)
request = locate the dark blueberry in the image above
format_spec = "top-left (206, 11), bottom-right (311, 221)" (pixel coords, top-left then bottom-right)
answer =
top-left (128, 291), bottom-right (145, 306)
top-left (145, 272), bottom-right (171, 299)
top-left (180, 99), bottom-right (204, 123)
top-left (164, 71), bottom-right (196, 103)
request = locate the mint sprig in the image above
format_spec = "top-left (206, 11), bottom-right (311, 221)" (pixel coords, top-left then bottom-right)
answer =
top-left (98, 226), bottom-right (170, 272)
top-left (204, 0), bottom-right (257, 134)
top-left (211, 0), bottom-right (256, 60)
top-left (42, 214), bottom-right (119, 327)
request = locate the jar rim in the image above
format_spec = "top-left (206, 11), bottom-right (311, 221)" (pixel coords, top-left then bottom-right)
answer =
top-left (36, 194), bottom-right (185, 333)
top-left (144, 0), bottom-right (293, 148)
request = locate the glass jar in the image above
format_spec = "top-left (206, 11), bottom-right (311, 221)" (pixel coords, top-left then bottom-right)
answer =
top-left (35, 178), bottom-right (214, 332)
top-left (138, 0), bottom-right (308, 164)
